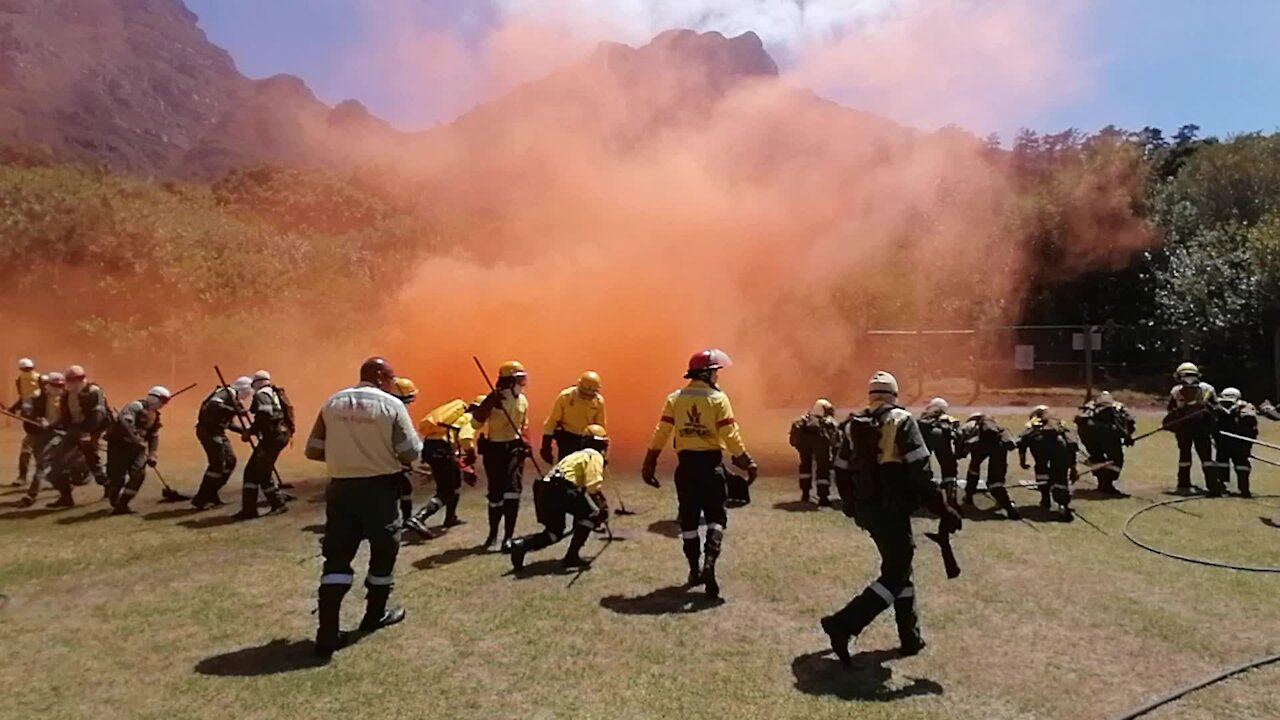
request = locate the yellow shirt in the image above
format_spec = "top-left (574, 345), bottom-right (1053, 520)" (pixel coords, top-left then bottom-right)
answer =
top-left (542, 386), bottom-right (607, 437)
top-left (418, 399), bottom-right (477, 451)
top-left (549, 447), bottom-right (606, 493)
top-left (43, 394), bottom-right (63, 423)
top-left (15, 370), bottom-right (39, 402)
top-left (473, 391), bottom-right (528, 442)
top-left (647, 380), bottom-right (747, 456)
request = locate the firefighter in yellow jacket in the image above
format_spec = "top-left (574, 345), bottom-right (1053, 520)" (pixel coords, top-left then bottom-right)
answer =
top-left (643, 349), bottom-right (757, 601)
top-left (511, 424), bottom-right (610, 572)
top-left (472, 361), bottom-right (532, 552)
top-left (412, 397), bottom-right (479, 533)
top-left (540, 371), bottom-right (607, 463)
top-left (10, 358), bottom-right (40, 486)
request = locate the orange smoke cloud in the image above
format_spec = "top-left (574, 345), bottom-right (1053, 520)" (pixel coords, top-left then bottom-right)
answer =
top-left (369, 1), bottom-right (1147, 457)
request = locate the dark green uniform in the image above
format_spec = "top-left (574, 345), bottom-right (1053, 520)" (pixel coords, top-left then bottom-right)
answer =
top-left (1212, 400), bottom-right (1258, 497)
top-left (237, 385), bottom-right (290, 518)
top-left (193, 386), bottom-right (243, 508)
top-left (1074, 401), bottom-right (1135, 494)
top-left (918, 410), bottom-right (961, 504)
top-left (36, 382), bottom-right (109, 506)
top-left (825, 403), bottom-right (954, 653)
top-left (957, 414), bottom-right (1020, 518)
top-left (789, 413), bottom-right (839, 504)
top-left (1017, 417), bottom-right (1077, 518)
top-left (1166, 382), bottom-right (1217, 492)
top-left (105, 399), bottom-right (162, 512)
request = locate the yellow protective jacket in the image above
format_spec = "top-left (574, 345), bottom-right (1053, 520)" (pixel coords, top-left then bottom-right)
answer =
top-left (542, 386), bottom-right (607, 437)
top-left (418, 399), bottom-right (477, 452)
top-left (15, 370), bottom-right (39, 401)
top-left (646, 380), bottom-right (747, 456)
top-left (472, 391), bottom-right (528, 443)
top-left (548, 447), bottom-right (606, 493)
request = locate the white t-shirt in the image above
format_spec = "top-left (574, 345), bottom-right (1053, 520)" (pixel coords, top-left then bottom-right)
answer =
top-left (305, 382), bottom-right (422, 479)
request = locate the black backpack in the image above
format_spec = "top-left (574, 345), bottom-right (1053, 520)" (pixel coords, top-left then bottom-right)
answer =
top-left (275, 385), bottom-right (297, 434)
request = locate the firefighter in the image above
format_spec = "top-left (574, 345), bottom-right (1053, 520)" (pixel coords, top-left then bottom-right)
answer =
top-left (1260, 400), bottom-right (1280, 422)
top-left (411, 397), bottom-right (479, 533)
top-left (33, 365), bottom-right (109, 507)
top-left (389, 377), bottom-right (428, 535)
top-left (642, 348), bottom-right (757, 601)
top-left (957, 412), bottom-right (1020, 519)
top-left (1074, 391), bottom-right (1135, 495)
top-left (471, 361), bottom-right (532, 552)
top-left (789, 399), bottom-right (839, 506)
top-left (1165, 362), bottom-right (1217, 494)
top-left (540, 371), bottom-right (607, 464)
top-left (105, 386), bottom-right (171, 514)
top-left (191, 376), bottom-right (253, 510)
top-left (304, 357), bottom-right (422, 660)
top-left (510, 424), bottom-right (610, 572)
top-left (16, 372), bottom-right (65, 507)
top-left (1017, 406), bottom-right (1078, 521)
top-left (9, 358), bottom-right (40, 486)
top-left (1212, 388), bottom-right (1257, 498)
top-left (918, 397), bottom-right (962, 506)
top-left (821, 371), bottom-right (962, 662)
top-left (232, 370), bottom-right (291, 520)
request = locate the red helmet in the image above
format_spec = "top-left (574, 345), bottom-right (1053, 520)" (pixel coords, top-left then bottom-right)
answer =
top-left (687, 348), bottom-right (733, 373)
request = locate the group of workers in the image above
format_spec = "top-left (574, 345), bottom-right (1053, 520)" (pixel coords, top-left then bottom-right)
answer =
top-left (5, 353), bottom-right (1276, 664)
top-left (6, 359), bottom-right (296, 517)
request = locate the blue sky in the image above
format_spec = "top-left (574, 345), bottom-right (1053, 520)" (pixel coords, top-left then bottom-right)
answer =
top-left (186, 0), bottom-right (1280, 141)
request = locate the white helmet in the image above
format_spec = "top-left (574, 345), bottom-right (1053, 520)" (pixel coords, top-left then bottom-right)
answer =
top-left (925, 397), bottom-right (949, 414)
top-left (17, 358), bottom-right (34, 370)
top-left (869, 371), bottom-right (899, 396)
top-left (147, 386), bottom-right (172, 402)
top-left (1220, 387), bottom-right (1241, 403)
top-left (1095, 391), bottom-right (1115, 407)
top-left (252, 369), bottom-right (271, 388)
top-left (809, 398), bottom-right (834, 417)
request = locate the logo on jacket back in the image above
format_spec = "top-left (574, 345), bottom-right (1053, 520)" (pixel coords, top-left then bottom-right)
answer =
top-left (682, 405), bottom-right (711, 439)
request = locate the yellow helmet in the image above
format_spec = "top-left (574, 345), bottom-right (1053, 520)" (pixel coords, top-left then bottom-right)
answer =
top-left (474, 394), bottom-right (489, 406)
top-left (498, 360), bottom-right (527, 379)
top-left (1175, 362), bottom-right (1200, 379)
top-left (391, 377), bottom-right (418, 403)
top-left (427, 399), bottom-right (467, 428)
top-left (583, 423), bottom-right (609, 451)
top-left (577, 371), bottom-right (601, 395)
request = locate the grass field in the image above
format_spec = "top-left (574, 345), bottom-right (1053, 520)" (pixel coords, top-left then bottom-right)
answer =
top-left (2, 412), bottom-right (1279, 720)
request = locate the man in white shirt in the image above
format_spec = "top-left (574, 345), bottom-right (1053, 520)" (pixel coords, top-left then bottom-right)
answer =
top-left (304, 356), bottom-right (423, 660)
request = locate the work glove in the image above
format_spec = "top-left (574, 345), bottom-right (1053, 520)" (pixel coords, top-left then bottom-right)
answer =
top-left (540, 436), bottom-right (555, 465)
top-left (746, 463), bottom-right (759, 486)
top-left (642, 449), bottom-right (661, 488)
top-left (240, 431), bottom-right (253, 443)
top-left (463, 448), bottom-right (478, 467)
top-left (1123, 435), bottom-right (1135, 447)
top-left (926, 490), bottom-right (963, 533)
top-left (461, 467), bottom-right (478, 487)
top-left (146, 457), bottom-right (157, 468)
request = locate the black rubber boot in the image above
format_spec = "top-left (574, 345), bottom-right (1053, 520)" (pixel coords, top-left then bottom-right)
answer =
top-left (234, 487), bottom-right (259, 520)
top-left (1239, 473), bottom-right (1252, 499)
top-left (17, 495), bottom-right (35, 508)
top-left (403, 515), bottom-right (432, 538)
top-left (702, 555), bottom-right (720, 600)
top-left (111, 502), bottom-right (135, 516)
top-left (315, 584), bottom-right (349, 659)
top-left (47, 492), bottom-right (74, 509)
top-left (510, 538), bottom-right (529, 571)
top-left (359, 586), bottom-right (406, 632)
top-left (484, 503), bottom-right (502, 550)
top-left (501, 500), bottom-right (520, 550)
top-left (820, 615), bottom-right (853, 666)
top-left (443, 495), bottom-right (463, 526)
top-left (683, 537), bottom-right (702, 586)
top-left (800, 489), bottom-right (811, 504)
top-left (561, 525), bottom-right (591, 569)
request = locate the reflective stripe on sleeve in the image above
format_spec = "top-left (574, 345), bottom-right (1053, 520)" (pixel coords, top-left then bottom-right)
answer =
top-left (503, 492), bottom-right (521, 500)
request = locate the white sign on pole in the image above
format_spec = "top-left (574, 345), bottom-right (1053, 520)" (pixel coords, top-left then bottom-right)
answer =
top-left (1014, 345), bottom-right (1035, 371)
top-left (1072, 332), bottom-right (1102, 351)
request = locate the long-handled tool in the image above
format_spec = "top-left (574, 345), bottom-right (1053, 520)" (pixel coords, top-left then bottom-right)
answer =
top-left (567, 520), bottom-right (613, 589)
top-left (472, 356), bottom-right (543, 477)
top-left (0, 407), bottom-right (41, 429)
top-left (150, 464), bottom-right (189, 502)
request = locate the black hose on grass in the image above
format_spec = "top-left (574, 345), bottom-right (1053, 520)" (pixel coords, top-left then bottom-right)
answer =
top-left (1109, 651), bottom-right (1280, 720)
top-left (1111, 495), bottom-right (1280, 717)
top-left (1122, 495), bottom-right (1280, 573)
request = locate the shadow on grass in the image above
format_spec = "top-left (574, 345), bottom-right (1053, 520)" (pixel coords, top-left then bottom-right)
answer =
top-left (507, 558), bottom-right (572, 579)
top-left (1261, 516), bottom-right (1280, 530)
top-left (300, 523), bottom-right (326, 535)
top-left (1160, 487), bottom-right (1206, 498)
top-left (599, 585), bottom-right (724, 615)
top-left (194, 638), bottom-right (343, 676)
top-left (0, 505), bottom-right (66, 520)
top-left (142, 507), bottom-right (204, 521)
top-left (1073, 488), bottom-right (1133, 501)
top-left (0, 487), bottom-right (30, 496)
top-left (412, 544), bottom-right (488, 571)
top-left (646, 520), bottom-right (681, 538)
top-left (791, 649), bottom-right (944, 702)
top-left (773, 501), bottom-right (819, 513)
top-left (55, 508), bottom-right (114, 525)
top-left (177, 514), bottom-right (243, 530)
